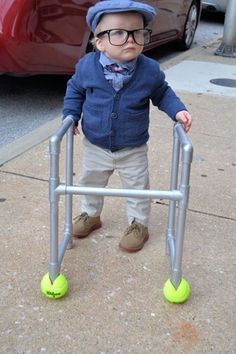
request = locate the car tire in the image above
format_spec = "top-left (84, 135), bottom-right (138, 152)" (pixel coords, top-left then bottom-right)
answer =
top-left (178, 0), bottom-right (199, 50)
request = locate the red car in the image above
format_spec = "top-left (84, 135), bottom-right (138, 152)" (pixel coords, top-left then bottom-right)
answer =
top-left (0, 0), bottom-right (201, 75)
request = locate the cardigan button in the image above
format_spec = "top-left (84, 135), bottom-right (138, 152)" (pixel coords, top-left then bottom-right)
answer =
top-left (111, 112), bottom-right (117, 119)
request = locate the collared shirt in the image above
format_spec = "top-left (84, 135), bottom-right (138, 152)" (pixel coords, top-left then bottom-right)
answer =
top-left (99, 52), bottom-right (136, 91)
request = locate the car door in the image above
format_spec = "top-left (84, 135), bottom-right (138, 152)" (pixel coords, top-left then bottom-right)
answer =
top-left (144, 0), bottom-right (186, 44)
top-left (29, 0), bottom-right (93, 71)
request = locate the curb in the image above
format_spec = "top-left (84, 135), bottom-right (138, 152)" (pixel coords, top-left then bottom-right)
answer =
top-left (0, 117), bottom-right (60, 166)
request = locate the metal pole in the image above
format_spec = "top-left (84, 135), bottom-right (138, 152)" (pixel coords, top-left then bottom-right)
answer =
top-left (170, 127), bottom-right (193, 289)
top-left (215, 0), bottom-right (236, 57)
top-left (48, 116), bottom-right (74, 282)
top-left (58, 124), bottom-right (74, 264)
top-left (64, 124), bottom-right (74, 250)
top-left (166, 127), bottom-right (180, 262)
top-left (56, 185), bottom-right (183, 201)
top-left (49, 136), bottom-right (60, 282)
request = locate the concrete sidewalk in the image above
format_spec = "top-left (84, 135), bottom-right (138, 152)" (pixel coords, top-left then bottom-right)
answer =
top-left (0, 39), bottom-right (236, 353)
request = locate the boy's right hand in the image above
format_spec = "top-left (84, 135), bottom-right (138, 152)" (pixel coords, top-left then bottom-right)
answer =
top-left (73, 126), bottom-right (80, 135)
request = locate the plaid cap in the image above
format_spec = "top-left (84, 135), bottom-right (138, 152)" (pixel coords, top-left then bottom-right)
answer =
top-left (86, 0), bottom-right (156, 33)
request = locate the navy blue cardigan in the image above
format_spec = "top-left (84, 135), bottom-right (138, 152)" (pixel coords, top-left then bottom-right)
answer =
top-left (63, 52), bottom-right (186, 151)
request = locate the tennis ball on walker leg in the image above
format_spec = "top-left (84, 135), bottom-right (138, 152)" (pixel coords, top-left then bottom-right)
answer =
top-left (163, 277), bottom-right (191, 303)
top-left (40, 272), bottom-right (68, 299)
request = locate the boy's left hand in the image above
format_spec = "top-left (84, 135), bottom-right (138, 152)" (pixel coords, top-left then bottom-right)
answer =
top-left (175, 110), bottom-right (192, 133)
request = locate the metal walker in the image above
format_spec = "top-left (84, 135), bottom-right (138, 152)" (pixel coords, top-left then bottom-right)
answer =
top-left (40, 116), bottom-right (193, 303)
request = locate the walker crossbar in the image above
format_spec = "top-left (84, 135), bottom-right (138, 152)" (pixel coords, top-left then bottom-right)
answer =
top-left (41, 116), bottom-right (193, 302)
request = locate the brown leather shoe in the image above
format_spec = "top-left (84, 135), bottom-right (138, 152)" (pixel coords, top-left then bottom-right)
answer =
top-left (72, 212), bottom-right (101, 238)
top-left (119, 220), bottom-right (149, 252)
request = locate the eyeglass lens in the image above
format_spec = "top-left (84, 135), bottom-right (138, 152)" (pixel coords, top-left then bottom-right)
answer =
top-left (108, 29), bottom-right (151, 46)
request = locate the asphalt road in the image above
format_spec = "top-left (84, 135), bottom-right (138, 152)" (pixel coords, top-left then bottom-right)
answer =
top-left (0, 12), bottom-right (224, 147)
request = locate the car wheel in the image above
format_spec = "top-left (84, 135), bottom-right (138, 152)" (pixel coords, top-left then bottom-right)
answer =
top-left (179, 0), bottom-right (199, 50)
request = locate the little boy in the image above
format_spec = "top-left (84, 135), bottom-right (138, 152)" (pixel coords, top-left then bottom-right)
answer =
top-left (63, 0), bottom-right (192, 252)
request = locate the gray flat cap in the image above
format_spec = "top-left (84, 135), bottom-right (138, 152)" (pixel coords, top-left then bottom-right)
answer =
top-left (86, 0), bottom-right (156, 33)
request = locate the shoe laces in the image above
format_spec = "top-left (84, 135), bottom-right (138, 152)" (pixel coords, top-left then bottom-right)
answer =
top-left (73, 212), bottom-right (88, 223)
top-left (125, 221), bottom-right (142, 239)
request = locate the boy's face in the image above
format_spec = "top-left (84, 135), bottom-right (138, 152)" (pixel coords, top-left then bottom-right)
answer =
top-left (95, 12), bottom-right (145, 62)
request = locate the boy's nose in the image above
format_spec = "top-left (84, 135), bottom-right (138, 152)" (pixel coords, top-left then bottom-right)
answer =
top-left (127, 33), bottom-right (135, 43)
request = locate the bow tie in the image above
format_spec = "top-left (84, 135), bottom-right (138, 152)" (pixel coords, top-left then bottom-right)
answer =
top-left (105, 63), bottom-right (128, 74)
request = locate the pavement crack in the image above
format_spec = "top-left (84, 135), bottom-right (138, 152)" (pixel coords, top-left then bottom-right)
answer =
top-left (153, 200), bottom-right (236, 222)
top-left (192, 131), bottom-right (236, 140)
top-left (187, 207), bottom-right (236, 222)
top-left (0, 169), bottom-right (48, 183)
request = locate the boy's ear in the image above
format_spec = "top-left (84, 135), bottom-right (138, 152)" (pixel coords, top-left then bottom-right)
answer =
top-left (95, 37), bottom-right (104, 52)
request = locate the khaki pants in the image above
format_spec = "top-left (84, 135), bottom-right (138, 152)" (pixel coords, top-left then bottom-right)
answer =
top-left (78, 138), bottom-right (151, 226)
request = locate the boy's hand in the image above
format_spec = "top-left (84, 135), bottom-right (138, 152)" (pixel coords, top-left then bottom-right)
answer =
top-left (73, 126), bottom-right (80, 135)
top-left (175, 110), bottom-right (192, 133)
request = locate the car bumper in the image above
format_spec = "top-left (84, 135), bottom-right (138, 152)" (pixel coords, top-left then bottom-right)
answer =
top-left (0, 34), bottom-right (82, 75)
top-left (202, 1), bottom-right (227, 12)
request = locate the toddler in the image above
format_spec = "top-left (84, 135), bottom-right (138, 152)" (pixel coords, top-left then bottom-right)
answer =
top-left (63, 0), bottom-right (192, 252)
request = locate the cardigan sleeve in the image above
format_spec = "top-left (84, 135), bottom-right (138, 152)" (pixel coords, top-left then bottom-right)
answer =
top-left (62, 60), bottom-right (86, 123)
top-left (150, 65), bottom-right (187, 121)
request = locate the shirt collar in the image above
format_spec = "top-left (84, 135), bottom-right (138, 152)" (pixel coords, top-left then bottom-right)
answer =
top-left (99, 52), bottom-right (137, 72)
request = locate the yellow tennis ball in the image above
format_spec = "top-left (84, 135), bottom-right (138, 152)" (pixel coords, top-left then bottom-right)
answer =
top-left (163, 277), bottom-right (191, 303)
top-left (40, 272), bottom-right (68, 299)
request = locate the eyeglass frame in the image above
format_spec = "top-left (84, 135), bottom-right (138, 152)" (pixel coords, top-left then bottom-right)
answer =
top-left (96, 28), bottom-right (152, 46)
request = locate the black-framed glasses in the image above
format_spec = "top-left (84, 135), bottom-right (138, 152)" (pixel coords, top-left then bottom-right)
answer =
top-left (96, 28), bottom-right (152, 46)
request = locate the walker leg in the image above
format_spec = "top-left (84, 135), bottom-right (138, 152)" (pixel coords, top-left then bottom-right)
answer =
top-left (163, 192), bottom-right (191, 304)
top-left (163, 196), bottom-right (191, 304)
top-left (65, 125), bottom-right (74, 250)
top-left (40, 185), bottom-right (68, 299)
top-left (166, 128), bottom-right (180, 261)
top-left (40, 126), bottom-right (71, 299)
top-left (163, 124), bottom-right (193, 303)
